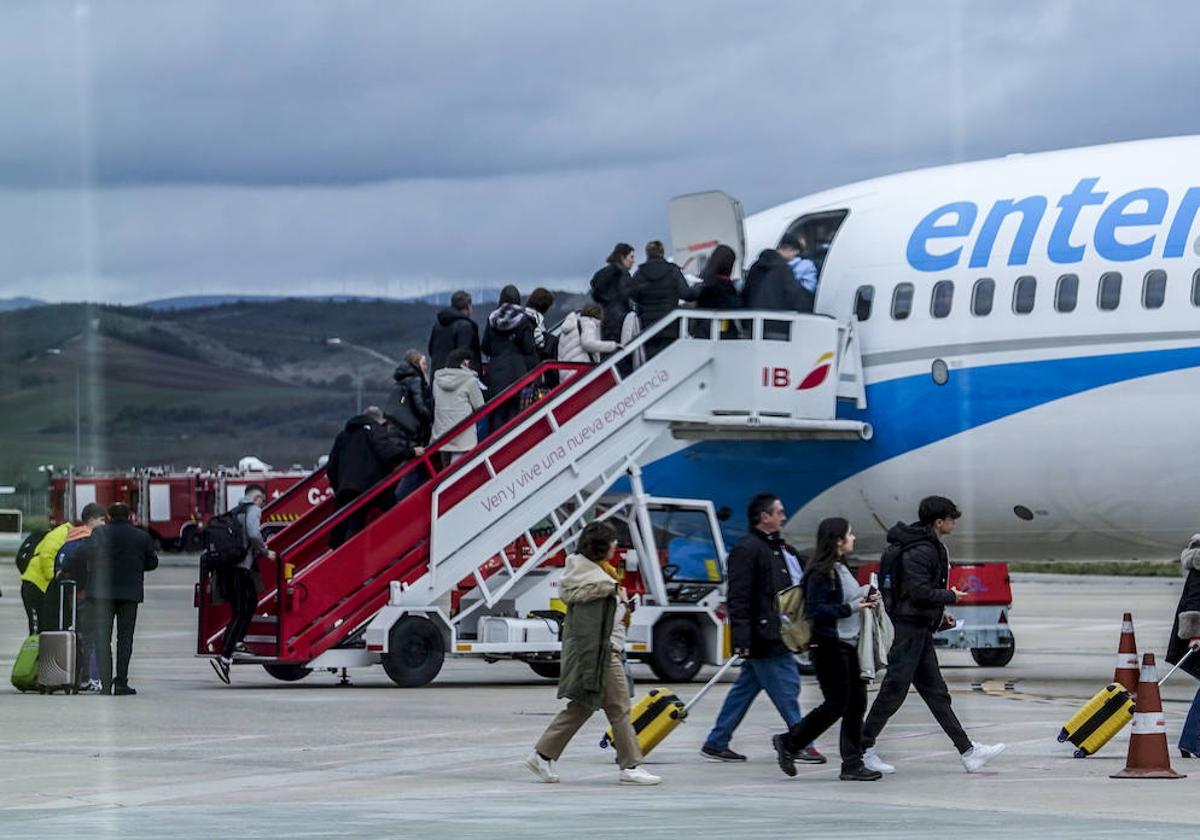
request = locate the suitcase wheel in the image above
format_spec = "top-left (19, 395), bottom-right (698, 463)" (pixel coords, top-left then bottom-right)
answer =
top-left (1055, 729), bottom-right (1068, 743)
top-left (1073, 748), bottom-right (1089, 759)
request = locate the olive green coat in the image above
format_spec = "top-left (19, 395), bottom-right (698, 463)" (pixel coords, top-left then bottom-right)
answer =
top-left (556, 554), bottom-right (618, 711)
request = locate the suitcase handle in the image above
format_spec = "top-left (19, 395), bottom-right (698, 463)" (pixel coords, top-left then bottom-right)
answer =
top-left (1159, 647), bottom-right (1196, 686)
top-left (58, 578), bottom-right (77, 632)
top-left (682, 656), bottom-right (743, 714)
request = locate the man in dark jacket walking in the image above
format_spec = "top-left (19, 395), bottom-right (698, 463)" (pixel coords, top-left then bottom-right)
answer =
top-left (428, 290), bottom-right (482, 373)
top-left (590, 243), bottom-right (636, 343)
top-left (630, 240), bottom-right (699, 359)
top-left (860, 496), bottom-right (1005, 775)
top-left (700, 493), bottom-right (824, 764)
top-left (742, 236), bottom-right (812, 313)
top-left (327, 406), bottom-right (422, 547)
top-left (81, 503), bottom-right (159, 695)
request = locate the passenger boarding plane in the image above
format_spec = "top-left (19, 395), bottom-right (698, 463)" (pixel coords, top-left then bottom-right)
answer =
top-left (644, 135), bottom-right (1200, 561)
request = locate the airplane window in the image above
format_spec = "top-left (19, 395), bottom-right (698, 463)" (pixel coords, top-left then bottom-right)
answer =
top-left (853, 285), bottom-right (874, 321)
top-left (971, 278), bottom-right (995, 316)
top-left (891, 283), bottom-right (914, 320)
top-left (1098, 272), bottom-right (1122, 311)
top-left (1142, 270), bottom-right (1167, 309)
top-left (1193, 269), bottom-right (1200, 306)
top-left (1054, 274), bottom-right (1079, 313)
top-left (931, 281), bottom-right (954, 318)
top-left (1013, 275), bottom-right (1037, 314)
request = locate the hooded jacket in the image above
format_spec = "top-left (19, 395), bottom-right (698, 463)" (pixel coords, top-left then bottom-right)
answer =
top-left (883, 521), bottom-right (956, 629)
top-left (326, 414), bottom-right (413, 495)
top-left (557, 311), bottom-right (618, 363)
top-left (20, 522), bottom-right (70, 593)
top-left (428, 308), bottom-right (482, 373)
top-left (630, 257), bottom-right (699, 328)
top-left (385, 360), bottom-right (433, 445)
top-left (556, 553), bottom-right (619, 711)
top-left (590, 262), bottom-right (633, 343)
top-left (1166, 534), bottom-right (1200, 680)
top-left (742, 249), bottom-right (804, 311)
top-left (481, 303), bottom-right (536, 396)
top-left (431, 366), bottom-right (485, 452)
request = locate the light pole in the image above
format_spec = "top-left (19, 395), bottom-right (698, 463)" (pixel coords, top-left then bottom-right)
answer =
top-left (324, 337), bottom-right (398, 414)
top-left (45, 349), bottom-right (81, 468)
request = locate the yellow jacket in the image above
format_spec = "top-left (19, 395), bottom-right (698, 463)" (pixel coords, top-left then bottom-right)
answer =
top-left (20, 522), bottom-right (71, 593)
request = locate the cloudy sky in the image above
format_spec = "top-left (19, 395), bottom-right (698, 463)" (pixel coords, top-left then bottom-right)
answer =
top-left (1, 0), bottom-right (1198, 304)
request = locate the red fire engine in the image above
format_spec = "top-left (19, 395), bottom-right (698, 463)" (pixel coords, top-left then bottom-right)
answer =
top-left (49, 467), bottom-right (327, 550)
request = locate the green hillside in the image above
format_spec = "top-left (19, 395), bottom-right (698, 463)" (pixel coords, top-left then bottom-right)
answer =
top-left (0, 294), bottom-right (585, 502)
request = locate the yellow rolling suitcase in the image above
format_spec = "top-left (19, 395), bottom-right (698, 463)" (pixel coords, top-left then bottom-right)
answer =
top-left (1057, 683), bottom-right (1135, 758)
top-left (601, 656), bottom-right (740, 758)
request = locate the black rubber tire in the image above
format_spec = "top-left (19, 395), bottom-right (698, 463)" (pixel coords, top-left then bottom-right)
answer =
top-left (647, 616), bottom-right (704, 682)
top-left (970, 642), bottom-right (1015, 667)
top-left (262, 663), bottom-right (312, 682)
top-left (382, 615), bottom-right (445, 687)
top-left (527, 660), bottom-right (561, 680)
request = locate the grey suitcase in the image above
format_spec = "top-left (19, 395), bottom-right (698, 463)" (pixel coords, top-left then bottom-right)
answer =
top-left (38, 579), bottom-right (78, 694)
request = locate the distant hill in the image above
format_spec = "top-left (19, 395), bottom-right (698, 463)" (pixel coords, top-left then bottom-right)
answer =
top-left (0, 297), bottom-right (47, 311)
top-left (0, 292), bottom-right (588, 497)
top-left (138, 287), bottom-right (510, 311)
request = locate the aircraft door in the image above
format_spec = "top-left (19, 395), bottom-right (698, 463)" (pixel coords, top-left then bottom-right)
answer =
top-left (668, 190), bottom-right (746, 279)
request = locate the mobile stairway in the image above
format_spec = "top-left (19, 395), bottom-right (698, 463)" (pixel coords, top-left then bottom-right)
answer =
top-left (196, 309), bottom-right (870, 685)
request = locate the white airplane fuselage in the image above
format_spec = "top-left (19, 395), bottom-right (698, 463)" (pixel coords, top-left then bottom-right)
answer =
top-left (641, 136), bottom-right (1200, 561)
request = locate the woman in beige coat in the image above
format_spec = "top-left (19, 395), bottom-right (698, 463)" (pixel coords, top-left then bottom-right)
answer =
top-left (430, 348), bottom-right (485, 463)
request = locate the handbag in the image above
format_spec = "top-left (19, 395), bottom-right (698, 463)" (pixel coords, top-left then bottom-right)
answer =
top-left (776, 584), bottom-right (811, 652)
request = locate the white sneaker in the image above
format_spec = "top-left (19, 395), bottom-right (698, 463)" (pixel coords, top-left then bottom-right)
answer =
top-left (618, 766), bottom-right (662, 786)
top-left (524, 751), bottom-right (559, 783)
top-left (961, 742), bottom-right (1006, 773)
top-left (863, 747), bottom-right (895, 775)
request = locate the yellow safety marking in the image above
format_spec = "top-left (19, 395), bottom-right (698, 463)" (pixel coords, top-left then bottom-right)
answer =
top-left (631, 644), bottom-right (647, 652)
top-left (456, 644), bottom-right (473, 652)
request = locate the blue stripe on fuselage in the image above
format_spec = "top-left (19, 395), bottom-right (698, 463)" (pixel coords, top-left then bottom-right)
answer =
top-left (639, 343), bottom-right (1200, 539)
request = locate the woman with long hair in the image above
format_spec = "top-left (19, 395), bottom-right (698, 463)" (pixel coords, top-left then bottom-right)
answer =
top-left (772, 517), bottom-right (882, 781)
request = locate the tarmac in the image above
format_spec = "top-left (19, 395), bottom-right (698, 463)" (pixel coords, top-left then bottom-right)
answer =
top-left (0, 562), bottom-right (1197, 838)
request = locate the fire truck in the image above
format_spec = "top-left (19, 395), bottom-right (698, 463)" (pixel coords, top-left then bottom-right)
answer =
top-left (49, 466), bottom-right (327, 550)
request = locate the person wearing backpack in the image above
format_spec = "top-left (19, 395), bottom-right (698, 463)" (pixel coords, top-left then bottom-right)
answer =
top-left (19, 521), bottom-right (70, 635)
top-left (772, 518), bottom-right (881, 781)
top-left (860, 496), bottom-right (1005, 775)
top-left (699, 493), bottom-right (824, 765)
top-left (385, 351), bottom-right (433, 447)
top-left (210, 485), bottom-right (275, 684)
top-left (48, 503), bottom-right (108, 692)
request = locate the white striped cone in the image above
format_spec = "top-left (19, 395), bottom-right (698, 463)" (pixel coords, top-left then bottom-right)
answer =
top-left (1112, 653), bottom-right (1185, 779)
top-left (1112, 612), bottom-right (1139, 696)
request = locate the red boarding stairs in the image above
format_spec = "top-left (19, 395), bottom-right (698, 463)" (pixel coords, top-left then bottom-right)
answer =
top-left (197, 309), bottom-right (869, 672)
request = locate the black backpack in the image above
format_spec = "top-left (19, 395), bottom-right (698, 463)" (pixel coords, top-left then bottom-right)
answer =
top-left (202, 502), bottom-right (251, 569)
top-left (15, 528), bottom-right (48, 574)
top-left (877, 541), bottom-right (906, 614)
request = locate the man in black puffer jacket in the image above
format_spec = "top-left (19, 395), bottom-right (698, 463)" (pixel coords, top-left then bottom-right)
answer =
top-left (428, 291), bottom-right (482, 373)
top-left (742, 236), bottom-right (807, 312)
top-left (699, 493), bottom-right (823, 764)
top-left (860, 496), bottom-right (1005, 776)
top-left (630, 240), bottom-right (698, 359)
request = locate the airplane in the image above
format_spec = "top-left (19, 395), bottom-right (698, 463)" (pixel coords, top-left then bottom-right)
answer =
top-left (642, 134), bottom-right (1200, 562)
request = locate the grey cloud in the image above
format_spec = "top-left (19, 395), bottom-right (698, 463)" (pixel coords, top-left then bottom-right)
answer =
top-left (1, 0), bottom-right (1199, 302)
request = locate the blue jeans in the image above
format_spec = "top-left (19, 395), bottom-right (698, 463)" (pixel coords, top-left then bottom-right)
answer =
top-left (1181, 685), bottom-right (1200, 755)
top-left (703, 653), bottom-right (803, 750)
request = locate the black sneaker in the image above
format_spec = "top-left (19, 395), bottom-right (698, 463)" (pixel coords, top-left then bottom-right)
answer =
top-left (772, 734), bottom-right (797, 777)
top-left (700, 745), bottom-right (747, 762)
top-left (210, 657), bottom-right (231, 685)
top-left (112, 684), bottom-right (137, 696)
top-left (839, 764), bottom-right (883, 781)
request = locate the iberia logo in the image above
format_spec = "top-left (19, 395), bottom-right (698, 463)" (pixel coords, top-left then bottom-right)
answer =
top-left (796, 352), bottom-right (834, 390)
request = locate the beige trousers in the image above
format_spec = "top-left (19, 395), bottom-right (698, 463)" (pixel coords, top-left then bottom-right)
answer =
top-left (535, 650), bottom-right (643, 769)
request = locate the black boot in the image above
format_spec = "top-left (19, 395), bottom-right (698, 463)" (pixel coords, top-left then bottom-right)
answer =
top-left (772, 734), bottom-right (797, 777)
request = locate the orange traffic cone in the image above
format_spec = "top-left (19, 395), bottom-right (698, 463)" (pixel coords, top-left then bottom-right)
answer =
top-left (1111, 653), bottom-right (1186, 779)
top-left (1112, 612), bottom-right (1139, 696)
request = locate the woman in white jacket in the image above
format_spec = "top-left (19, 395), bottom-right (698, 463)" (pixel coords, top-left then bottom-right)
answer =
top-left (557, 303), bottom-right (620, 364)
top-left (431, 348), bottom-right (485, 463)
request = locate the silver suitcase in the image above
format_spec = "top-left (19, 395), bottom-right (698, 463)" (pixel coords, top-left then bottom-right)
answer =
top-left (38, 580), bottom-right (78, 694)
